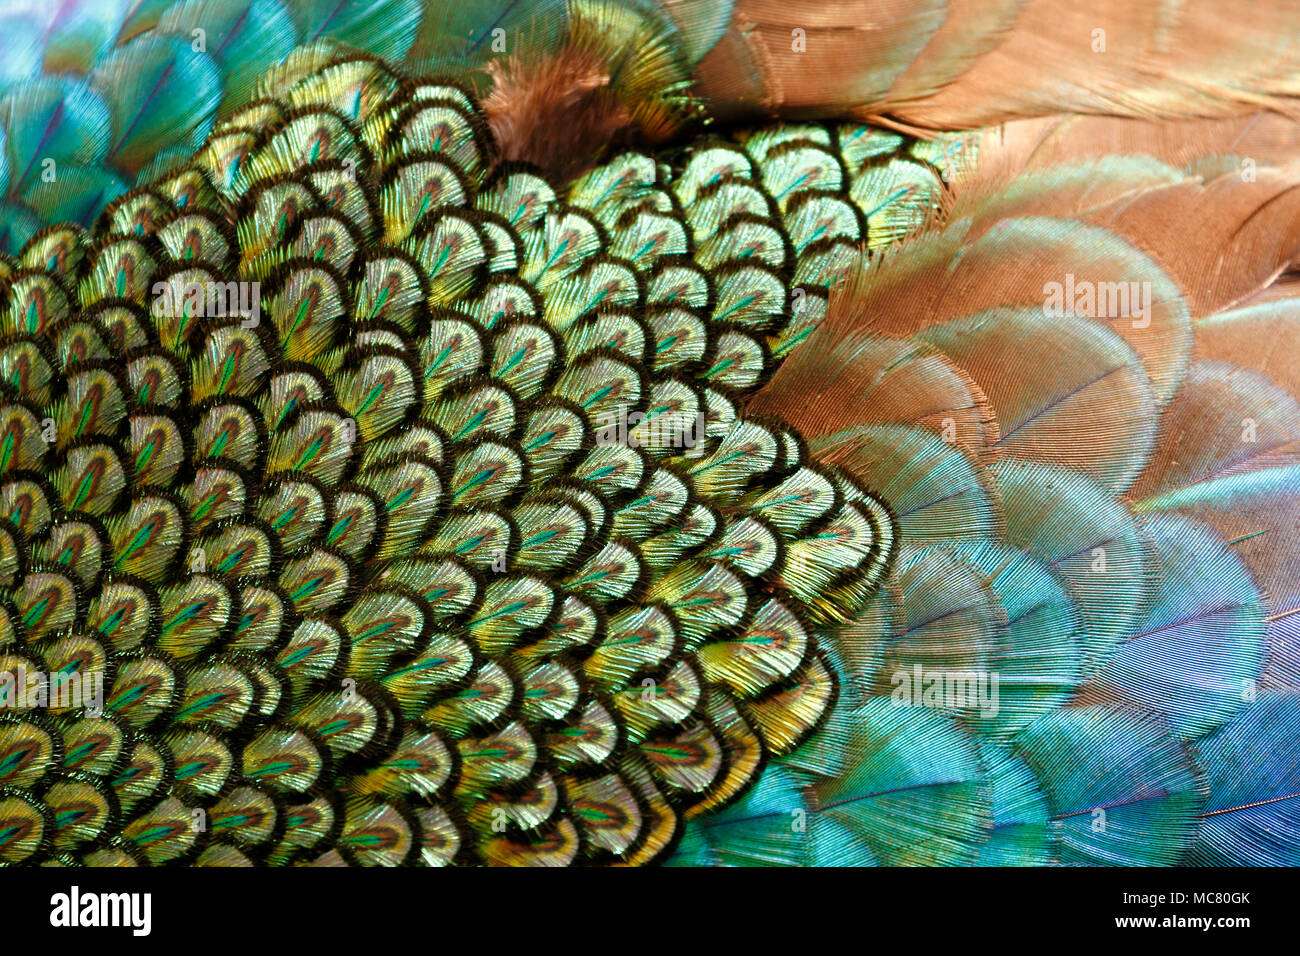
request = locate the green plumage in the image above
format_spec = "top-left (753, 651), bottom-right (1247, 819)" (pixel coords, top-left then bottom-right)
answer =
top-left (0, 46), bottom-right (943, 865)
top-left (0, 0), bottom-right (1297, 872)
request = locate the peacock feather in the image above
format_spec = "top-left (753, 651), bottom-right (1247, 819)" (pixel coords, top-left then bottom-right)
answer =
top-left (0, 0), bottom-right (1297, 868)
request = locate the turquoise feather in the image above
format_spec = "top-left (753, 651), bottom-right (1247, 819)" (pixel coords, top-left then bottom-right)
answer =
top-left (0, 0), bottom-right (1295, 872)
top-left (155, 0), bottom-right (300, 113)
top-left (1013, 705), bottom-right (1207, 866)
top-left (93, 35), bottom-right (224, 174)
top-left (975, 741), bottom-right (1051, 866)
top-left (1190, 692), bottom-right (1300, 866)
top-left (0, 78), bottom-right (113, 194)
top-left (1083, 514), bottom-right (1265, 740)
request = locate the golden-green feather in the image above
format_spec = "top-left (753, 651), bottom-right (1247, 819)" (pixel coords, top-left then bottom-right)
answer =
top-left (0, 0), bottom-right (1297, 869)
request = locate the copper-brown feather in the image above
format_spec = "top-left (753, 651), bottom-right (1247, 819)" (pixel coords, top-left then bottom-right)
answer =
top-left (748, 112), bottom-right (1300, 477)
top-left (693, 0), bottom-right (1300, 129)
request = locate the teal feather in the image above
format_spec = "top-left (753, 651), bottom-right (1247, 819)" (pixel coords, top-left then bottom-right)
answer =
top-left (0, 0), bottom-right (1297, 872)
top-left (1189, 691), bottom-right (1300, 866)
top-left (20, 165), bottom-right (128, 227)
top-left (1013, 705), bottom-right (1207, 866)
top-left (0, 200), bottom-right (39, 251)
top-left (92, 34), bottom-right (224, 174)
top-left (290, 0), bottom-right (424, 62)
top-left (809, 698), bottom-right (990, 866)
top-left (656, 0), bottom-right (732, 67)
top-left (974, 741), bottom-right (1051, 866)
top-left (994, 458), bottom-right (1151, 672)
top-left (154, 0), bottom-right (300, 115)
top-left (0, 13), bottom-right (44, 90)
top-left (946, 541), bottom-right (1084, 737)
top-left (811, 425), bottom-right (998, 547)
top-left (1081, 513), bottom-right (1266, 740)
top-left (406, 0), bottom-right (568, 71)
top-left (667, 765), bottom-right (809, 867)
top-left (0, 77), bottom-right (113, 196)
top-left (41, 1), bottom-right (134, 75)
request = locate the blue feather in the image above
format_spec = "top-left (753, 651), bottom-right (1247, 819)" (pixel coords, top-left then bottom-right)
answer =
top-left (1190, 691), bottom-right (1300, 865)
top-left (1081, 513), bottom-right (1265, 739)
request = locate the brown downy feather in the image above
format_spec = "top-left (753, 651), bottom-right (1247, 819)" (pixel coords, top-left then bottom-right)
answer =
top-left (483, 46), bottom-right (642, 181)
top-left (481, 6), bottom-right (695, 182)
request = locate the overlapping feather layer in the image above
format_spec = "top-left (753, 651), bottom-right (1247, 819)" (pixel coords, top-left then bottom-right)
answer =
top-left (0, 49), bottom-right (951, 865)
